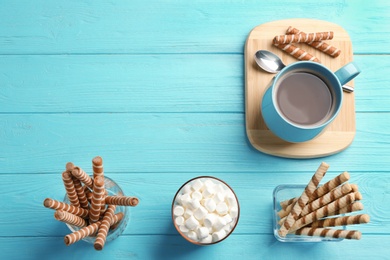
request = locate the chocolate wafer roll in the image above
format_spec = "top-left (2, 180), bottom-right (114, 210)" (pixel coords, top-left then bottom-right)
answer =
top-left (94, 205), bottom-right (116, 250)
top-left (278, 162), bottom-right (329, 237)
top-left (65, 162), bottom-right (75, 172)
top-left (105, 196), bottom-right (139, 207)
top-left (295, 227), bottom-right (361, 240)
top-left (43, 198), bottom-right (89, 218)
top-left (329, 201), bottom-right (364, 217)
top-left (286, 26), bottom-right (341, 58)
top-left (273, 31), bottom-right (334, 44)
top-left (54, 210), bottom-right (87, 228)
top-left (310, 171), bottom-right (350, 201)
top-left (300, 183), bottom-right (352, 216)
top-left (280, 197), bottom-right (298, 209)
top-left (62, 171), bottom-right (80, 207)
top-left (89, 176), bottom-right (105, 223)
top-left (72, 177), bottom-right (89, 209)
top-left (273, 43), bottom-right (320, 62)
top-left (289, 192), bottom-right (355, 233)
top-left (64, 213), bottom-right (123, 246)
top-left (71, 167), bottom-right (93, 189)
top-left (310, 214), bottom-right (370, 228)
top-left (92, 156), bottom-right (104, 179)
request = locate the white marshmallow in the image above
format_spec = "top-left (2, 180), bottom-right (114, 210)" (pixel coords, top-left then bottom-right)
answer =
top-left (203, 179), bottom-right (215, 190)
top-left (212, 229), bottom-right (226, 242)
top-left (185, 215), bottom-right (199, 231)
top-left (229, 206), bottom-right (239, 218)
top-left (213, 192), bottom-right (225, 204)
top-left (179, 193), bottom-right (191, 207)
top-left (200, 234), bottom-right (212, 244)
top-left (191, 191), bottom-right (203, 200)
top-left (197, 227), bottom-right (209, 240)
top-left (216, 202), bottom-right (228, 215)
top-left (191, 179), bottom-right (204, 191)
top-left (204, 198), bottom-right (216, 212)
top-left (214, 184), bottom-right (225, 194)
top-left (187, 231), bottom-right (198, 241)
top-left (212, 216), bottom-right (227, 231)
top-left (225, 192), bottom-right (237, 208)
top-left (188, 198), bottom-right (201, 210)
top-left (173, 205), bottom-right (185, 216)
top-left (194, 205), bottom-right (208, 221)
top-left (223, 214), bottom-right (233, 224)
top-left (204, 214), bottom-right (217, 228)
top-left (202, 186), bottom-right (215, 198)
top-left (175, 216), bottom-right (185, 226)
top-left (179, 224), bottom-right (189, 233)
top-left (182, 184), bottom-right (192, 194)
top-left (183, 208), bottom-right (193, 219)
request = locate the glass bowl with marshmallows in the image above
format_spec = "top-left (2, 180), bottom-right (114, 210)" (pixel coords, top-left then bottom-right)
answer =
top-left (172, 176), bottom-right (240, 245)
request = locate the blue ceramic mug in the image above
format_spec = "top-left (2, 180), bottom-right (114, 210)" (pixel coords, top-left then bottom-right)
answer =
top-left (261, 61), bottom-right (360, 143)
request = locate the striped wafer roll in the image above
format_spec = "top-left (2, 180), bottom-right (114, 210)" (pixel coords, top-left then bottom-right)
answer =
top-left (310, 171), bottom-right (350, 201)
top-left (89, 176), bottom-right (105, 223)
top-left (289, 192), bottom-right (355, 233)
top-left (64, 212), bottom-right (123, 246)
top-left (62, 171), bottom-right (80, 207)
top-left (71, 167), bottom-right (93, 189)
top-left (278, 162), bottom-right (329, 237)
top-left (329, 201), bottom-right (364, 217)
top-left (286, 26), bottom-right (341, 58)
top-left (310, 214), bottom-right (370, 228)
top-left (273, 31), bottom-right (334, 45)
top-left (273, 43), bottom-right (320, 62)
top-left (66, 162), bottom-right (75, 171)
top-left (94, 205), bottom-right (116, 250)
top-left (105, 196), bottom-right (139, 207)
top-left (72, 177), bottom-right (89, 209)
top-left (354, 191), bottom-right (363, 200)
top-left (278, 201), bottom-right (294, 219)
top-left (300, 183), bottom-right (352, 216)
top-left (350, 184), bottom-right (359, 192)
top-left (280, 197), bottom-right (298, 209)
top-left (295, 227), bottom-right (361, 240)
top-left (43, 198), bottom-right (89, 218)
top-left (54, 210), bottom-right (87, 228)
top-left (92, 156), bottom-right (104, 179)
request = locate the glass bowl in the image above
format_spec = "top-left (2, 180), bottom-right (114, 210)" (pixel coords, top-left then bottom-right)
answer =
top-left (172, 176), bottom-right (240, 245)
top-left (63, 176), bottom-right (129, 243)
top-left (273, 184), bottom-right (344, 242)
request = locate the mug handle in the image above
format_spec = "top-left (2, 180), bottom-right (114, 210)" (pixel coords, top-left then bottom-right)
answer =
top-left (334, 62), bottom-right (361, 86)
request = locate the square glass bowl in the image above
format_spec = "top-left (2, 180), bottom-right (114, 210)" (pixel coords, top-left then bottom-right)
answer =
top-left (273, 184), bottom-right (344, 242)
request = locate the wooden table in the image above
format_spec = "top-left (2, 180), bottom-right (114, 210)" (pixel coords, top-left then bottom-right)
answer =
top-left (1, 1), bottom-right (389, 259)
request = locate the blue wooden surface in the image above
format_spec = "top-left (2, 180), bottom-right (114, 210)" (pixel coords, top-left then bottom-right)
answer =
top-left (1, 1), bottom-right (390, 259)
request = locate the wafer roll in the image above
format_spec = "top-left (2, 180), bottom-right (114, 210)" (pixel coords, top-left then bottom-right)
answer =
top-left (300, 183), bottom-right (352, 216)
top-left (64, 212), bottom-right (123, 246)
top-left (280, 197), bottom-right (298, 209)
top-left (295, 227), bottom-right (361, 240)
top-left (54, 210), bottom-right (88, 228)
top-left (273, 43), bottom-right (320, 62)
top-left (354, 191), bottom-right (363, 200)
top-left (92, 156), bottom-right (104, 179)
top-left (43, 198), bottom-right (89, 218)
top-left (328, 201), bottom-right (364, 217)
top-left (66, 162), bottom-right (75, 171)
top-left (289, 193), bottom-right (355, 233)
top-left (71, 167), bottom-right (93, 189)
top-left (62, 171), bottom-right (80, 207)
top-left (89, 176), bottom-right (105, 223)
top-left (72, 177), bottom-right (89, 209)
top-left (278, 162), bottom-right (329, 237)
top-left (105, 196), bottom-right (139, 207)
top-left (94, 205), bottom-right (116, 250)
top-left (273, 32), bottom-right (334, 44)
top-left (278, 201), bottom-right (294, 219)
top-left (350, 184), bottom-right (359, 192)
top-left (310, 171), bottom-right (350, 201)
top-left (310, 214), bottom-right (370, 228)
top-left (286, 26), bottom-right (341, 58)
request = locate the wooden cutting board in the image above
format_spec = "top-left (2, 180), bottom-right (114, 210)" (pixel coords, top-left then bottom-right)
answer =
top-left (245, 18), bottom-right (356, 158)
